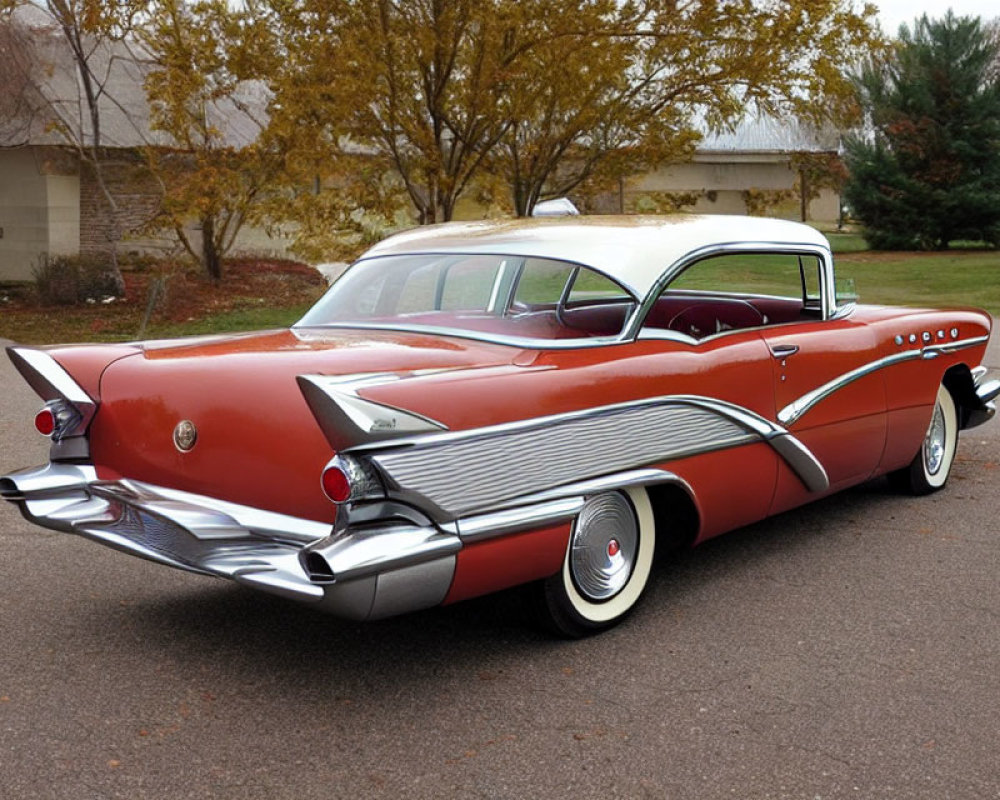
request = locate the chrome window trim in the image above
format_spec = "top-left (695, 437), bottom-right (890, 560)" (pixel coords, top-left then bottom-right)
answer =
top-left (624, 242), bottom-right (835, 340)
top-left (296, 240), bottom-right (836, 350)
top-left (293, 321), bottom-right (627, 350)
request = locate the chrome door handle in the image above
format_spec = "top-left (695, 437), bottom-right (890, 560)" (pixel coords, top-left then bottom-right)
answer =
top-left (770, 344), bottom-right (800, 358)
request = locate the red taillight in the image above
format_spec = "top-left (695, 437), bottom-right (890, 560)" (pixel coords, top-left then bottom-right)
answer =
top-left (321, 465), bottom-right (352, 504)
top-left (34, 408), bottom-right (56, 437)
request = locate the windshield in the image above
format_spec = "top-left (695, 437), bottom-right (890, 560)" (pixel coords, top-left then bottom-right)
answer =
top-left (297, 253), bottom-right (638, 341)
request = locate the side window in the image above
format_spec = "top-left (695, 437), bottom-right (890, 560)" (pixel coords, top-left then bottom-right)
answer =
top-left (513, 258), bottom-right (575, 307)
top-left (567, 270), bottom-right (632, 305)
top-left (439, 257), bottom-right (501, 311)
top-left (645, 252), bottom-right (824, 339)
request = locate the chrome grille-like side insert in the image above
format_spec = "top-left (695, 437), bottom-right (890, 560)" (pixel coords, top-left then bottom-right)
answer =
top-left (370, 397), bottom-right (798, 518)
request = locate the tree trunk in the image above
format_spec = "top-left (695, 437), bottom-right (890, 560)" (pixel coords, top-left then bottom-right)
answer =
top-left (201, 216), bottom-right (222, 281)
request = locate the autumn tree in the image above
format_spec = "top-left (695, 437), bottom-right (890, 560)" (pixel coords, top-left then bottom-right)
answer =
top-left (844, 12), bottom-right (1000, 249)
top-left (266, 0), bottom-right (878, 224)
top-left (138, 0), bottom-right (280, 280)
top-left (267, 0), bottom-right (525, 226)
top-left (491, 0), bottom-right (879, 216)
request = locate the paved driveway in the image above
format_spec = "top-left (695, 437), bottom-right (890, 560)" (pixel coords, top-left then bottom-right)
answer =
top-left (1, 334), bottom-right (998, 799)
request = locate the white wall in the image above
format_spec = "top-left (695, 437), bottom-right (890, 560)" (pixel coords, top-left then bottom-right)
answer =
top-left (0, 148), bottom-right (80, 282)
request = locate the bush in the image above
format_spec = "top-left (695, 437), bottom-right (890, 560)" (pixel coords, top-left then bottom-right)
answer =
top-left (33, 255), bottom-right (122, 306)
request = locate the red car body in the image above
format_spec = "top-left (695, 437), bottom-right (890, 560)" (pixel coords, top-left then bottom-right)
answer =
top-left (3, 216), bottom-right (997, 635)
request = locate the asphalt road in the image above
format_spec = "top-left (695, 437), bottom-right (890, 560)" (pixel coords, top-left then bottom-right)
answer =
top-left (1, 334), bottom-right (998, 800)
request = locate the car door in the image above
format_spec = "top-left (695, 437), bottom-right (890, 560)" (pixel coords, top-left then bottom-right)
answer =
top-left (645, 247), bottom-right (887, 518)
top-left (756, 254), bottom-right (887, 513)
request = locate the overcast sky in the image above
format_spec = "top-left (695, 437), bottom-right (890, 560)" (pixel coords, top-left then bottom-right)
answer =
top-left (875, 0), bottom-right (998, 35)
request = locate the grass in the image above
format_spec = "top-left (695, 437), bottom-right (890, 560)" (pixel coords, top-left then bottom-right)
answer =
top-left (0, 257), bottom-right (326, 345)
top-left (834, 250), bottom-right (1000, 313)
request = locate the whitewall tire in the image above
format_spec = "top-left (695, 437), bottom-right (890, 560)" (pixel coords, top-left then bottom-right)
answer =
top-left (892, 384), bottom-right (958, 495)
top-left (535, 487), bottom-right (655, 637)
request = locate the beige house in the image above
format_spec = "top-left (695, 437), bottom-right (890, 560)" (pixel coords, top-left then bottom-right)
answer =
top-left (0, 10), bottom-right (268, 283)
top-left (624, 116), bottom-right (842, 223)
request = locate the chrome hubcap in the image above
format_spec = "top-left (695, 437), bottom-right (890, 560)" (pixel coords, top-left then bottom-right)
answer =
top-left (570, 493), bottom-right (638, 601)
top-left (924, 401), bottom-right (946, 475)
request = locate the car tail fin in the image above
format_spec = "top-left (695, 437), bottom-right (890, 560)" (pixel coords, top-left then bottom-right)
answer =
top-left (296, 373), bottom-right (448, 451)
top-left (7, 347), bottom-right (97, 441)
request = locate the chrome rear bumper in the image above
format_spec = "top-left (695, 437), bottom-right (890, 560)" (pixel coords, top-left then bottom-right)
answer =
top-left (0, 462), bottom-right (461, 620)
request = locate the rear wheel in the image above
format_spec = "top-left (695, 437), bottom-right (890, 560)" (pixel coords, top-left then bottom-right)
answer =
top-left (890, 384), bottom-right (958, 495)
top-left (534, 487), bottom-right (655, 638)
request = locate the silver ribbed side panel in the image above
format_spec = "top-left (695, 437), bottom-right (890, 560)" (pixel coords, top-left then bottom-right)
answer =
top-left (372, 403), bottom-right (755, 517)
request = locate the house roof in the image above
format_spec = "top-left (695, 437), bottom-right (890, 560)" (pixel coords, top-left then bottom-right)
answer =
top-left (0, 10), bottom-right (266, 150)
top-left (697, 114), bottom-right (840, 154)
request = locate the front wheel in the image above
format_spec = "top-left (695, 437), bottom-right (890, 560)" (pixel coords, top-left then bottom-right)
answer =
top-left (890, 384), bottom-right (958, 495)
top-left (534, 487), bottom-right (655, 638)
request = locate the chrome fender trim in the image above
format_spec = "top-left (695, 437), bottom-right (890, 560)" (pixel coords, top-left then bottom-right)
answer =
top-left (6, 348), bottom-right (97, 452)
top-left (779, 336), bottom-right (992, 427)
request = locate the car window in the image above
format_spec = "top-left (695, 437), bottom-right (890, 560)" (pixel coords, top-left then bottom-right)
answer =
top-left (298, 253), bottom-right (636, 340)
top-left (643, 252), bottom-right (825, 339)
top-left (512, 259), bottom-right (575, 306)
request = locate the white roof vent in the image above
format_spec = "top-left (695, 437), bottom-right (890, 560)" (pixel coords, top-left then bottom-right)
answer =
top-left (531, 197), bottom-right (580, 217)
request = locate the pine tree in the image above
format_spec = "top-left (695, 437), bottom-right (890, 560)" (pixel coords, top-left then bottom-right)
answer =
top-left (844, 12), bottom-right (1000, 250)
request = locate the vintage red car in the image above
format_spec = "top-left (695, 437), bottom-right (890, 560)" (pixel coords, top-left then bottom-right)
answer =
top-left (2, 215), bottom-right (997, 636)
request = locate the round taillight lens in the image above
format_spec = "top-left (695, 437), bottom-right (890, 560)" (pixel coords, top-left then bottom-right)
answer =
top-left (34, 408), bottom-right (56, 437)
top-left (321, 465), bottom-right (352, 504)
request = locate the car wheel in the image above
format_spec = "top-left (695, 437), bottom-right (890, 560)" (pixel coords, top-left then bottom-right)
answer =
top-left (890, 384), bottom-right (958, 495)
top-left (534, 487), bottom-right (655, 638)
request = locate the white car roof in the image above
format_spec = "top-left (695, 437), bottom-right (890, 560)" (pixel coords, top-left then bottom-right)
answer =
top-left (361, 215), bottom-right (832, 298)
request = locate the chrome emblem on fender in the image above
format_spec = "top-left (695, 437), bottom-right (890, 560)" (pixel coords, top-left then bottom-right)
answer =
top-left (173, 420), bottom-right (198, 452)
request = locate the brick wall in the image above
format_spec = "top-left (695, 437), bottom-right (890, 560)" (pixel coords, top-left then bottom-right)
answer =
top-left (79, 155), bottom-right (162, 256)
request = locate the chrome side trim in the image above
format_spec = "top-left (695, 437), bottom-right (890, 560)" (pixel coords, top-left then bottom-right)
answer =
top-left (922, 335), bottom-right (990, 357)
top-left (371, 399), bottom-right (756, 517)
top-left (778, 336), bottom-right (992, 426)
top-left (779, 351), bottom-right (919, 426)
top-left (453, 468), bottom-right (688, 542)
top-left (457, 498), bottom-right (585, 542)
top-left (767, 434), bottom-right (830, 492)
top-left (366, 395), bottom-right (827, 517)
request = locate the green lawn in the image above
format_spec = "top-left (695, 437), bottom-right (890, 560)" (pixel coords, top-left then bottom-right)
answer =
top-left (834, 251), bottom-right (1000, 314)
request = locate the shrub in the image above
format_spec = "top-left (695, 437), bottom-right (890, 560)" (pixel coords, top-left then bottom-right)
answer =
top-left (34, 255), bottom-right (122, 306)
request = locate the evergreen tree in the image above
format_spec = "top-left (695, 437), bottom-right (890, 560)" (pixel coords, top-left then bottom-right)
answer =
top-left (844, 12), bottom-right (1000, 249)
